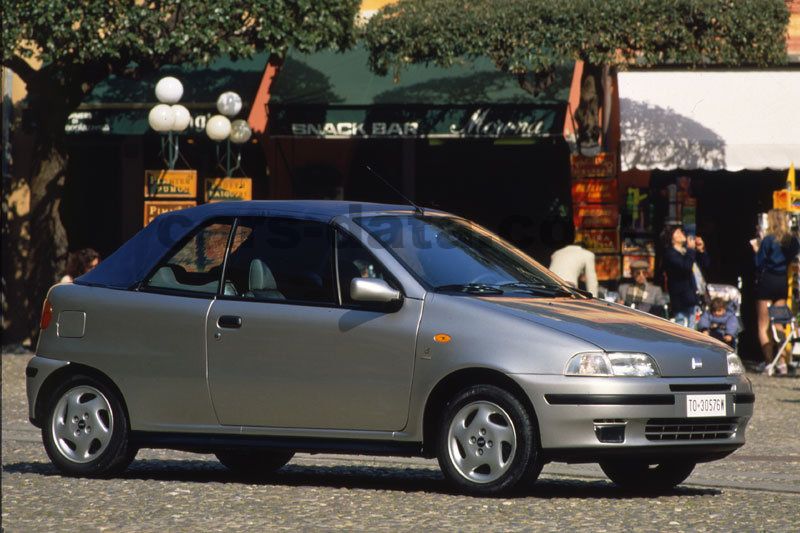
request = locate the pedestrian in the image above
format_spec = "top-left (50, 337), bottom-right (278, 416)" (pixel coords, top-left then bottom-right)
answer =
top-left (549, 238), bottom-right (598, 297)
top-left (661, 225), bottom-right (709, 328)
top-left (698, 297), bottom-right (739, 347)
top-left (751, 209), bottom-right (799, 374)
top-left (60, 248), bottom-right (101, 283)
top-left (617, 260), bottom-right (666, 316)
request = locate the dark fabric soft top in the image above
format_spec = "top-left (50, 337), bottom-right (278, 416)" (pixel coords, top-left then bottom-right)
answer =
top-left (76, 200), bottom-right (413, 289)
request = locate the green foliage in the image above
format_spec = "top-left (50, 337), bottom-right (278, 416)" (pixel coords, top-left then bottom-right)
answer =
top-left (3, 0), bottom-right (360, 65)
top-left (362, 0), bottom-right (789, 78)
top-left (2, 0), bottom-right (360, 115)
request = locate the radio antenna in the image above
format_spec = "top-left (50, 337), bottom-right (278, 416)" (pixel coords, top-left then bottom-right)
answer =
top-left (365, 165), bottom-right (424, 215)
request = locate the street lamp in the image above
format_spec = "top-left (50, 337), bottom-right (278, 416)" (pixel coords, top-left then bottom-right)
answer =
top-left (148, 76), bottom-right (191, 169)
top-left (206, 91), bottom-right (252, 177)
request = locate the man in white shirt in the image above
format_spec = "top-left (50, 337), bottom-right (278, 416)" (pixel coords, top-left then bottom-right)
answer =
top-left (549, 241), bottom-right (599, 297)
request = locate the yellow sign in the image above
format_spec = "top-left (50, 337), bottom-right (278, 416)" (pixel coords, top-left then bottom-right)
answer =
top-left (144, 169), bottom-right (197, 198)
top-left (144, 201), bottom-right (197, 226)
top-left (205, 177), bottom-right (252, 203)
top-left (773, 164), bottom-right (800, 212)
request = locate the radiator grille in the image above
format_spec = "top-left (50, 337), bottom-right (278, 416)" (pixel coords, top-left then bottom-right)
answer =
top-left (645, 418), bottom-right (738, 441)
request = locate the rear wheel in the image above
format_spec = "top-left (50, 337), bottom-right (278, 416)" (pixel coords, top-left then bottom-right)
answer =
top-left (215, 450), bottom-right (294, 477)
top-left (600, 460), bottom-right (696, 491)
top-left (437, 385), bottom-right (541, 495)
top-left (42, 375), bottom-right (136, 477)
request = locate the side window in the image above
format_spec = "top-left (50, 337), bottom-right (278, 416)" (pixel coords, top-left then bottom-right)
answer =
top-left (336, 230), bottom-right (399, 306)
top-left (223, 217), bottom-right (336, 305)
top-left (144, 220), bottom-right (233, 295)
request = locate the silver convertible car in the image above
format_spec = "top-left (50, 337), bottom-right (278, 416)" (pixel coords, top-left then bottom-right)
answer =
top-left (28, 201), bottom-right (753, 495)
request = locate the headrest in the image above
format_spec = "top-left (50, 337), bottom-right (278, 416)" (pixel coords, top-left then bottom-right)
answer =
top-left (249, 259), bottom-right (278, 291)
top-left (149, 266), bottom-right (179, 288)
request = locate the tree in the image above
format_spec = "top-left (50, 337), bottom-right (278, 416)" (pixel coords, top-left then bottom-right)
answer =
top-left (1, 0), bottom-right (360, 342)
top-left (362, 0), bottom-right (789, 147)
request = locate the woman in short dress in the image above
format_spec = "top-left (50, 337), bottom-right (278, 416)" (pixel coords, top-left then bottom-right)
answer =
top-left (753, 209), bottom-right (800, 373)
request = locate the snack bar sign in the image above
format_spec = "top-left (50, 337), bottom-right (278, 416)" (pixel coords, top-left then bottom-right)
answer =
top-left (270, 105), bottom-right (562, 139)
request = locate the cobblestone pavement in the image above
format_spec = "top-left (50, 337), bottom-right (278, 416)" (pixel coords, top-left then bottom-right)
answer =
top-left (3, 353), bottom-right (799, 532)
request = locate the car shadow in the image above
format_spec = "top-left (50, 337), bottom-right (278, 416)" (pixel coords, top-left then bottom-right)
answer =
top-left (3, 459), bottom-right (720, 499)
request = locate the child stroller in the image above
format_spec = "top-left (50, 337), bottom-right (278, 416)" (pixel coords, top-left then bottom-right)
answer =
top-left (702, 283), bottom-right (744, 351)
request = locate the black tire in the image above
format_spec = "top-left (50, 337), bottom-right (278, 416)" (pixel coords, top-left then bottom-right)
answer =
top-left (437, 384), bottom-right (541, 495)
top-left (42, 374), bottom-right (136, 477)
top-left (215, 450), bottom-right (295, 477)
top-left (600, 460), bottom-right (696, 491)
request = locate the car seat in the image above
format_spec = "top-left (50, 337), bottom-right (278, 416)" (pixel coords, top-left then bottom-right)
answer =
top-left (149, 266), bottom-right (181, 290)
top-left (245, 259), bottom-right (284, 300)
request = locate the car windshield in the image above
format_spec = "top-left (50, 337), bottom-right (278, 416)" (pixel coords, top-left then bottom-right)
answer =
top-left (355, 214), bottom-right (575, 297)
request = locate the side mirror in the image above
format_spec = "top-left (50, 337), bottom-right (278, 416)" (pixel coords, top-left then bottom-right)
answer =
top-left (350, 278), bottom-right (402, 303)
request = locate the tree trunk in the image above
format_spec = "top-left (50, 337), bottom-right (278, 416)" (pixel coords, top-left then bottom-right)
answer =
top-left (23, 143), bottom-right (69, 342)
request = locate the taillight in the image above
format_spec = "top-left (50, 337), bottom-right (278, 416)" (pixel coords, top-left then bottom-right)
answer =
top-left (40, 299), bottom-right (53, 330)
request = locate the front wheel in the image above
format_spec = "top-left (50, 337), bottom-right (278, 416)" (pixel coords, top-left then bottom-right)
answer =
top-left (600, 460), bottom-right (696, 491)
top-left (42, 375), bottom-right (136, 477)
top-left (215, 450), bottom-right (294, 477)
top-left (437, 385), bottom-right (541, 495)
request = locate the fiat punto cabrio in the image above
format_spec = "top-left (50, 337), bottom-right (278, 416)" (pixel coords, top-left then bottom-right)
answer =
top-left (27, 201), bottom-right (753, 494)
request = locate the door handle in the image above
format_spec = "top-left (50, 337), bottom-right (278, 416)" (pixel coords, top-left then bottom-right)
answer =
top-left (218, 315), bottom-right (242, 329)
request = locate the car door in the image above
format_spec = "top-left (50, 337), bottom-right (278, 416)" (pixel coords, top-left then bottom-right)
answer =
top-left (124, 218), bottom-right (234, 429)
top-left (206, 217), bottom-right (422, 431)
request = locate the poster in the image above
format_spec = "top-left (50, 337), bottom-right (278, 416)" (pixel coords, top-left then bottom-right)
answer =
top-left (595, 254), bottom-right (621, 282)
top-left (571, 178), bottom-right (618, 204)
top-left (576, 229), bottom-right (620, 254)
top-left (570, 152), bottom-right (616, 179)
top-left (622, 254), bottom-right (656, 279)
top-left (573, 204), bottom-right (619, 229)
top-left (621, 237), bottom-right (655, 256)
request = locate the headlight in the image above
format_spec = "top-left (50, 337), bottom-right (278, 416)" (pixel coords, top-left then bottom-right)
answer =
top-left (727, 352), bottom-right (745, 375)
top-left (565, 352), bottom-right (660, 377)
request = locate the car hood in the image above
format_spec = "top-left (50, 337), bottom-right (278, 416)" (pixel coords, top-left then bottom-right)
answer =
top-left (476, 296), bottom-right (730, 377)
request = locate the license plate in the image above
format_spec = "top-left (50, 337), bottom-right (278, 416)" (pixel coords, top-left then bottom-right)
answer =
top-left (686, 394), bottom-right (727, 417)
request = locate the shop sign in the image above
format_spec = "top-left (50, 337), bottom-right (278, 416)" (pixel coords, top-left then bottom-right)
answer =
top-left (269, 104), bottom-right (562, 139)
top-left (573, 204), bottom-right (619, 229)
top-left (205, 177), bottom-right (252, 203)
top-left (595, 254), bottom-right (621, 282)
top-left (144, 170), bottom-right (197, 198)
top-left (65, 107), bottom-right (218, 136)
top-left (291, 122), bottom-right (420, 136)
top-left (576, 229), bottom-right (620, 254)
top-left (144, 201), bottom-right (196, 226)
top-left (65, 111), bottom-right (111, 134)
top-left (570, 152), bottom-right (616, 179)
top-left (571, 178), bottom-right (618, 204)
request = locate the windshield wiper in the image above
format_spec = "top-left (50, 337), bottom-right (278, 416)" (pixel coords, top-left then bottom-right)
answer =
top-left (433, 283), bottom-right (504, 295)
top-left (500, 281), bottom-right (576, 298)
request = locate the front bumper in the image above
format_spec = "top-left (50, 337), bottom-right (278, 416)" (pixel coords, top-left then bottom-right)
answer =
top-left (511, 374), bottom-right (753, 462)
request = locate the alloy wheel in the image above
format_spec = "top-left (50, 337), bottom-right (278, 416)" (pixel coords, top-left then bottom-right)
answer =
top-left (446, 400), bottom-right (517, 484)
top-left (50, 385), bottom-right (114, 464)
